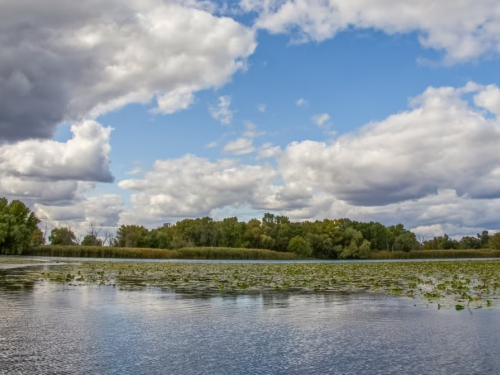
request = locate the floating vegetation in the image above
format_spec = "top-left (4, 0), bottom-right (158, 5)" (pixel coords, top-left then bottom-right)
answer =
top-left (0, 257), bottom-right (47, 264)
top-left (3, 260), bottom-right (500, 310)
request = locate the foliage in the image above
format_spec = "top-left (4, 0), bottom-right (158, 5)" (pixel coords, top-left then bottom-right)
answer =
top-left (81, 234), bottom-right (103, 246)
top-left (49, 227), bottom-right (77, 246)
top-left (0, 198), bottom-right (40, 254)
top-left (489, 232), bottom-right (500, 250)
top-left (287, 235), bottom-right (312, 258)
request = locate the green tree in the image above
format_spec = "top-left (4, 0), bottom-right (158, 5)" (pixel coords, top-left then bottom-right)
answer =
top-left (81, 234), bottom-right (103, 246)
top-left (394, 232), bottom-right (417, 252)
top-left (49, 227), bottom-right (77, 245)
top-left (115, 225), bottom-right (149, 247)
top-left (0, 198), bottom-right (41, 254)
top-left (287, 235), bottom-right (312, 258)
top-left (489, 232), bottom-right (500, 250)
top-left (29, 227), bottom-right (46, 247)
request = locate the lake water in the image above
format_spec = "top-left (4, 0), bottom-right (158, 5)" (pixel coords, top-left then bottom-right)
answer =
top-left (1, 264), bottom-right (500, 374)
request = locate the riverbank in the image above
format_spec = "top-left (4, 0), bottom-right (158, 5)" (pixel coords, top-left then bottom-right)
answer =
top-left (368, 249), bottom-right (500, 259)
top-left (19, 246), bottom-right (500, 261)
top-left (23, 245), bottom-right (298, 260)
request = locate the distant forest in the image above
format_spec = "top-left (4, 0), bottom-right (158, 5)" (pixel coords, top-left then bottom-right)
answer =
top-left (1, 197), bottom-right (499, 258)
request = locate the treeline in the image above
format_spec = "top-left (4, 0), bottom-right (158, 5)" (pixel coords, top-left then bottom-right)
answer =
top-left (50, 213), bottom-right (500, 258)
top-left (2, 197), bottom-right (500, 259)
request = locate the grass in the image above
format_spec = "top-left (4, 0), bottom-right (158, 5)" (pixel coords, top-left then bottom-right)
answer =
top-left (5, 259), bottom-right (500, 310)
top-left (23, 245), bottom-right (298, 260)
top-left (368, 250), bottom-right (500, 259)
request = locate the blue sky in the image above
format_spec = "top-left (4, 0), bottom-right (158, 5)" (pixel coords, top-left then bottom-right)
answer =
top-left (2, 0), bottom-right (500, 237)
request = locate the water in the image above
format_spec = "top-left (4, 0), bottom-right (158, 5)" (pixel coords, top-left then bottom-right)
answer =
top-left (1, 267), bottom-right (500, 374)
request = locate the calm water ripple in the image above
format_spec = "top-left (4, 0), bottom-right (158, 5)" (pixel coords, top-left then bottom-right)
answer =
top-left (1, 276), bottom-right (499, 374)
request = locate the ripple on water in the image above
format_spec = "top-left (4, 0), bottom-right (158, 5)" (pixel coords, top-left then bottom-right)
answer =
top-left (1, 283), bottom-right (500, 374)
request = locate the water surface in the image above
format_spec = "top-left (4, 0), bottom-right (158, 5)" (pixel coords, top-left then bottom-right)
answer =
top-left (1, 266), bottom-right (499, 374)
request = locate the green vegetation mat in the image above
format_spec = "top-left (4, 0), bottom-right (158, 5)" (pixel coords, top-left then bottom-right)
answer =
top-left (7, 260), bottom-right (500, 309)
top-left (0, 258), bottom-right (46, 264)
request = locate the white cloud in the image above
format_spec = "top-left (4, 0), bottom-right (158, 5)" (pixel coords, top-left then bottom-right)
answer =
top-left (278, 82), bottom-right (500, 208)
top-left (223, 137), bottom-right (255, 154)
top-left (242, 121), bottom-right (265, 138)
top-left (206, 141), bottom-right (219, 148)
top-left (0, 0), bottom-right (256, 142)
top-left (0, 120), bottom-right (113, 183)
top-left (257, 143), bottom-right (282, 159)
top-left (125, 167), bottom-right (142, 176)
top-left (243, 0), bottom-right (500, 62)
top-left (296, 98), bottom-right (307, 106)
top-left (210, 95), bottom-right (234, 125)
top-left (257, 103), bottom-right (266, 112)
top-left (35, 194), bottom-right (124, 237)
top-left (119, 155), bottom-right (278, 221)
top-left (474, 84), bottom-right (500, 116)
top-left (312, 113), bottom-right (330, 127)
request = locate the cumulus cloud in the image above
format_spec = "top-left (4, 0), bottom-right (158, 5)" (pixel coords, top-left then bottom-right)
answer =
top-left (210, 96), bottom-right (234, 125)
top-left (223, 137), bottom-right (255, 154)
top-left (112, 82), bottom-right (500, 235)
top-left (278, 82), bottom-right (500, 207)
top-left (257, 143), bottom-right (282, 159)
top-left (35, 194), bottom-right (124, 237)
top-left (0, 120), bottom-right (113, 183)
top-left (242, 0), bottom-right (500, 62)
top-left (119, 155), bottom-right (278, 221)
top-left (0, 0), bottom-right (256, 143)
top-left (257, 103), bottom-right (266, 112)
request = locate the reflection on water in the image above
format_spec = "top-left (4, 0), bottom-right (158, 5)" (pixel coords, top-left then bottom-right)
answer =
top-left (1, 271), bottom-right (500, 374)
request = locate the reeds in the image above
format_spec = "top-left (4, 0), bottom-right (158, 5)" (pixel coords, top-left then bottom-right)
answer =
top-left (24, 245), bottom-right (298, 260)
top-left (368, 249), bottom-right (500, 259)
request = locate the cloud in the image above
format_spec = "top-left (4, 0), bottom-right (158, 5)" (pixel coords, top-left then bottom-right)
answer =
top-left (242, 121), bottom-right (265, 138)
top-left (242, 0), bottom-right (500, 62)
top-left (119, 155), bottom-right (278, 221)
top-left (0, 0), bottom-right (256, 143)
top-left (205, 141), bottom-right (219, 148)
top-left (210, 95), bottom-right (234, 125)
top-left (0, 120), bottom-right (113, 183)
top-left (278, 82), bottom-right (500, 207)
top-left (223, 137), bottom-right (255, 154)
top-left (257, 143), bottom-right (282, 159)
top-left (296, 98), bottom-right (307, 106)
top-left (312, 113), bottom-right (330, 126)
top-left (113, 82), bottom-right (500, 235)
top-left (257, 103), bottom-right (266, 112)
top-left (35, 194), bottom-right (124, 237)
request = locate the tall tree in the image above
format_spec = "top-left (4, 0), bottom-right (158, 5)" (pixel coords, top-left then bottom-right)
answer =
top-left (0, 198), bottom-right (41, 254)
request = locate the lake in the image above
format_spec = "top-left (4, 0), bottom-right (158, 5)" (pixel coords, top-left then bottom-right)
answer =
top-left (1, 263), bottom-right (499, 374)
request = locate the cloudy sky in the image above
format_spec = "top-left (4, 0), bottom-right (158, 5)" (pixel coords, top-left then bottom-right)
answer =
top-left (1, 0), bottom-right (500, 238)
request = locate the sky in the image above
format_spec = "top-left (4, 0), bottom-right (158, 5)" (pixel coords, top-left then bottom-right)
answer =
top-left (1, 0), bottom-right (500, 238)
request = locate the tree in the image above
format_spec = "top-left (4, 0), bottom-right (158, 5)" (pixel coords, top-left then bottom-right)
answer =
top-left (0, 198), bottom-right (41, 254)
top-left (489, 232), bottom-right (500, 250)
top-left (287, 235), bottom-right (312, 258)
top-left (81, 222), bottom-right (103, 246)
top-left (81, 234), bottom-right (103, 246)
top-left (49, 226), bottom-right (77, 245)
top-left (394, 232), bottom-right (417, 252)
top-left (29, 227), bottom-right (46, 247)
top-left (114, 225), bottom-right (149, 247)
